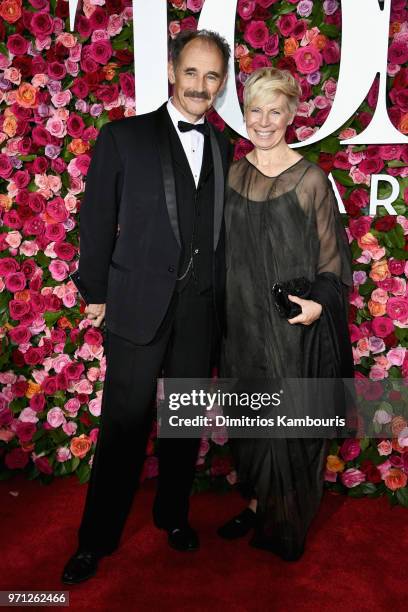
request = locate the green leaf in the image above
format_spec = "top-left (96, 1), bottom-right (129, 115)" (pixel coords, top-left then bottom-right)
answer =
top-left (319, 24), bottom-right (340, 38)
top-left (320, 136), bottom-right (341, 155)
top-left (361, 482), bottom-right (377, 495)
top-left (332, 169), bottom-right (357, 188)
top-left (395, 487), bottom-right (408, 507)
top-left (44, 311), bottom-right (64, 327)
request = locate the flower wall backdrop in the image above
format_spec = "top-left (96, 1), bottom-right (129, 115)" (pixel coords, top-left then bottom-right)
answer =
top-left (1, 0), bottom-right (408, 506)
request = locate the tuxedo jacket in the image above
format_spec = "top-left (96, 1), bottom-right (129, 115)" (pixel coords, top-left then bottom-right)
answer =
top-left (70, 103), bottom-right (232, 345)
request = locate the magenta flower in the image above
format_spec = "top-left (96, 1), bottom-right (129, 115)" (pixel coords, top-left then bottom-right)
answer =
top-left (293, 45), bottom-right (323, 74)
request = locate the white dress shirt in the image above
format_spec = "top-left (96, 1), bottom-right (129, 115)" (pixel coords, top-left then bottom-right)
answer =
top-left (166, 98), bottom-right (205, 187)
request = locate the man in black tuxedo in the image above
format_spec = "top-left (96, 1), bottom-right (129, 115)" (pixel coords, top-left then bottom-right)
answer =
top-left (62, 29), bottom-right (232, 584)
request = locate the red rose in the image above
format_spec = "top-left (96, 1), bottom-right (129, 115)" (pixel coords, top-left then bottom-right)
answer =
top-left (54, 242), bottom-right (76, 261)
top-left (41, 376), bottom-right (58, 395)
top-left (360, 460), bottom-right (382, 484)
top-left (244, 20), bottom-right (269, 48)
top-left (5, 448), bottom-right (29, 470)
top-left (88, 40), bottom-right (112, 65)
top-left (7, 33), bottom-right (28, 55)
top-left (388, 258), bottom-right (405, 275)
top-left (108, 107), bottom-right (125, 121)
top-left (84, 327), bottom-right (104, 347)
top-left (89, 6), bottom-right (108, 30)
top-left (30, 11), bottom-right (53, 37)
top-left (72, 77), bottom-right (89, 99)
top-left (76, 14), bottom-right (92, 38)
top-left (30, 393), bottom-right (46, 413)
top-left (24, 346), bottom-right (45, 366)
top-left (348, 216), bottom-right (372, 239)
top-left (35, 456), bottom-right (53, 475)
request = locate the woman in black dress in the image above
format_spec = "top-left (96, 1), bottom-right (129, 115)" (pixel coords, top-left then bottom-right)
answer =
top-left (218, 67), bottom-right (354, 561)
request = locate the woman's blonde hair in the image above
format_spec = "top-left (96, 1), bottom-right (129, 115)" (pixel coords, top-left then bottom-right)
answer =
top-left (243, 67), bottom-right (302, 114)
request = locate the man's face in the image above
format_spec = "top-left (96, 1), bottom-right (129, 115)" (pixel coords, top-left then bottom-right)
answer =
top-left (168, 38), bottom-right (227, 122)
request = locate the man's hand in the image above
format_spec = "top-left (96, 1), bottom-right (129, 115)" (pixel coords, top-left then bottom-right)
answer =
top-left (84, 303), bottom-right (106, 327)
top-left (287, 295), bottom-right (322, 326)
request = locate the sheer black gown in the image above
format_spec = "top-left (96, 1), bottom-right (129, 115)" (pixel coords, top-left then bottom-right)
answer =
top-left (221, 156), bottom-right (354, 561)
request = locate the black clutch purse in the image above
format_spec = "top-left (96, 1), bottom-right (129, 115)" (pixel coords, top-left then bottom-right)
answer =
top-left (272, 276), bottom-right (312, 319)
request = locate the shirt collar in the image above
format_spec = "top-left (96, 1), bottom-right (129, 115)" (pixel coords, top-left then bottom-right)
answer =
top-left (166, 97), bottom-right (205, 132)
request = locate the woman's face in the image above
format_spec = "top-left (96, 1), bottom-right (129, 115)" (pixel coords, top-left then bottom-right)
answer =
top-left (244, 92), bottom-right (295, 151)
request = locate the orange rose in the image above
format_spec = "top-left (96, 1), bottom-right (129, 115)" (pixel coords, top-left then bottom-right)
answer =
top-left (384, 468), bottom-right (407, 491)
top-left (358, 232), bottom-right (379, 252)
top-left (16, 83), bottom-right (38, 109)
top-left (391, 438), bottom-right (408, 454)
top-left (3, 114), bottom-right (17, 137)
top-left (284, 37), bottom-right (299, 56)
top-left (68, 138), bottom-right (90, 156)
top-left (369, 259), bottom-right (390, 282)
top-left (390, 21), bottom-right (401, 35)
top-left (391, 415), bottom-right (408, 437)
top-left (326, 455), bottom-right (345, 473)
top-left (0, 194), bottom-right (12, 210)
top-left (102, 62), bottom-right (118, 81)
top-left (239, 55), bottom-right (253, 74)
top-left (57, 316), bottom-right (74, 330)
top-left (399, 113), bottom-right (408, 135)
top-left (368, 299), bottom-right (387, 317)
top-left (311, 34), bottom-right (327, 51)
top-left (70, 434), bottom-right (92, 459)
top-left (14, 289), bottom-right (30, 301)
top-left (0, 0), bottom-right (22, 23)
top-left (26, 380), bottom-right (42, 399)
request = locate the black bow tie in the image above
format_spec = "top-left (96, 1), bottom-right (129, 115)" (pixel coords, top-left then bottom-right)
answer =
top-left (178, 120), bottom-right (210, 136)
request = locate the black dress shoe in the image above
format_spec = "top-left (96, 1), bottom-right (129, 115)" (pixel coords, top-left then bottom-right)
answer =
top-left (217, 508), bottom-right (257, 540)
top-left (167, 526), bottom-right (200, 552)
top-left (61, 549), bottom-right (100, 584)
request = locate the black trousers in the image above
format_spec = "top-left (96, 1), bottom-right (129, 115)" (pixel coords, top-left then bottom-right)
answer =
top-left (77, 282), bottom-right (215, 556)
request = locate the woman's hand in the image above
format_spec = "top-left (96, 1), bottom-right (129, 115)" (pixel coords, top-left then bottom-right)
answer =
top-left (85, 303), bottom-right (106, 327)
top-left (286, 295), bottom-right (322, 326)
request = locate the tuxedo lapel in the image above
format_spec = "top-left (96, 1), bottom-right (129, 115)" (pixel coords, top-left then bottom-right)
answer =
top-left (154, 105), bottom-right (181, 248)
top-left (209, 125), bottom-right (225, 251)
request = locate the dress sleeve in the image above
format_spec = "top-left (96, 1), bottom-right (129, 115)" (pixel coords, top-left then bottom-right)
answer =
top-left (298, 166), bottom-right (353, 288)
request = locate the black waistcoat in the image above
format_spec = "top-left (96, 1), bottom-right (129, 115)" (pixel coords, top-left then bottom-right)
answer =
top-left (167, 120), bottom-right (214, 293)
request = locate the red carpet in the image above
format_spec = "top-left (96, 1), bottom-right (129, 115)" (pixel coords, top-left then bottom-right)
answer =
top-left (1, 475), bottom-right (407, 612)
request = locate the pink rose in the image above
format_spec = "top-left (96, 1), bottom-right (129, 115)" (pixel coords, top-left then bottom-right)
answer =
top-left (49, 260), bottom-right (69, 282)
top-left (386, 297), bottom-right (408, 324)
top-left (341, 468), bottom-right (366, 488)
top-left (377, 440), bottom-right (392, 456)
top-left (187, 0), bottom-right (204, 11)
top-left (388, 348), bottom-right (406, 366)
top-left (46, 117), bottom-right (66, 138)
top-left (64, 398), bottom-right (81, 414)
top-left (47, 407), bottom-right (66, 428)
top-left (378, 460), bottom-right (393, 480)
top-left (56, 447), bottom-right (71, 462)
top-left (238, 0), bottom-right (256, 21)
top-left (339, 439), bottom-right (361, 461)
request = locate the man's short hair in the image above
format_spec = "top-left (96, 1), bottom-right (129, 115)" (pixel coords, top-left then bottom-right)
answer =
top-left (169, 29), bottom-right (231, 76)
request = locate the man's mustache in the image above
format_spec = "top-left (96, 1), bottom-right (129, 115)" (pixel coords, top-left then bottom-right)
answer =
top-left (185, 90), bottom-right (211, 100)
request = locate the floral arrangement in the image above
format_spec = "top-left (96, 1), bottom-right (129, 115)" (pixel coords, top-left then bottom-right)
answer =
top-left (1, 0), bottom-right (408, 506)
